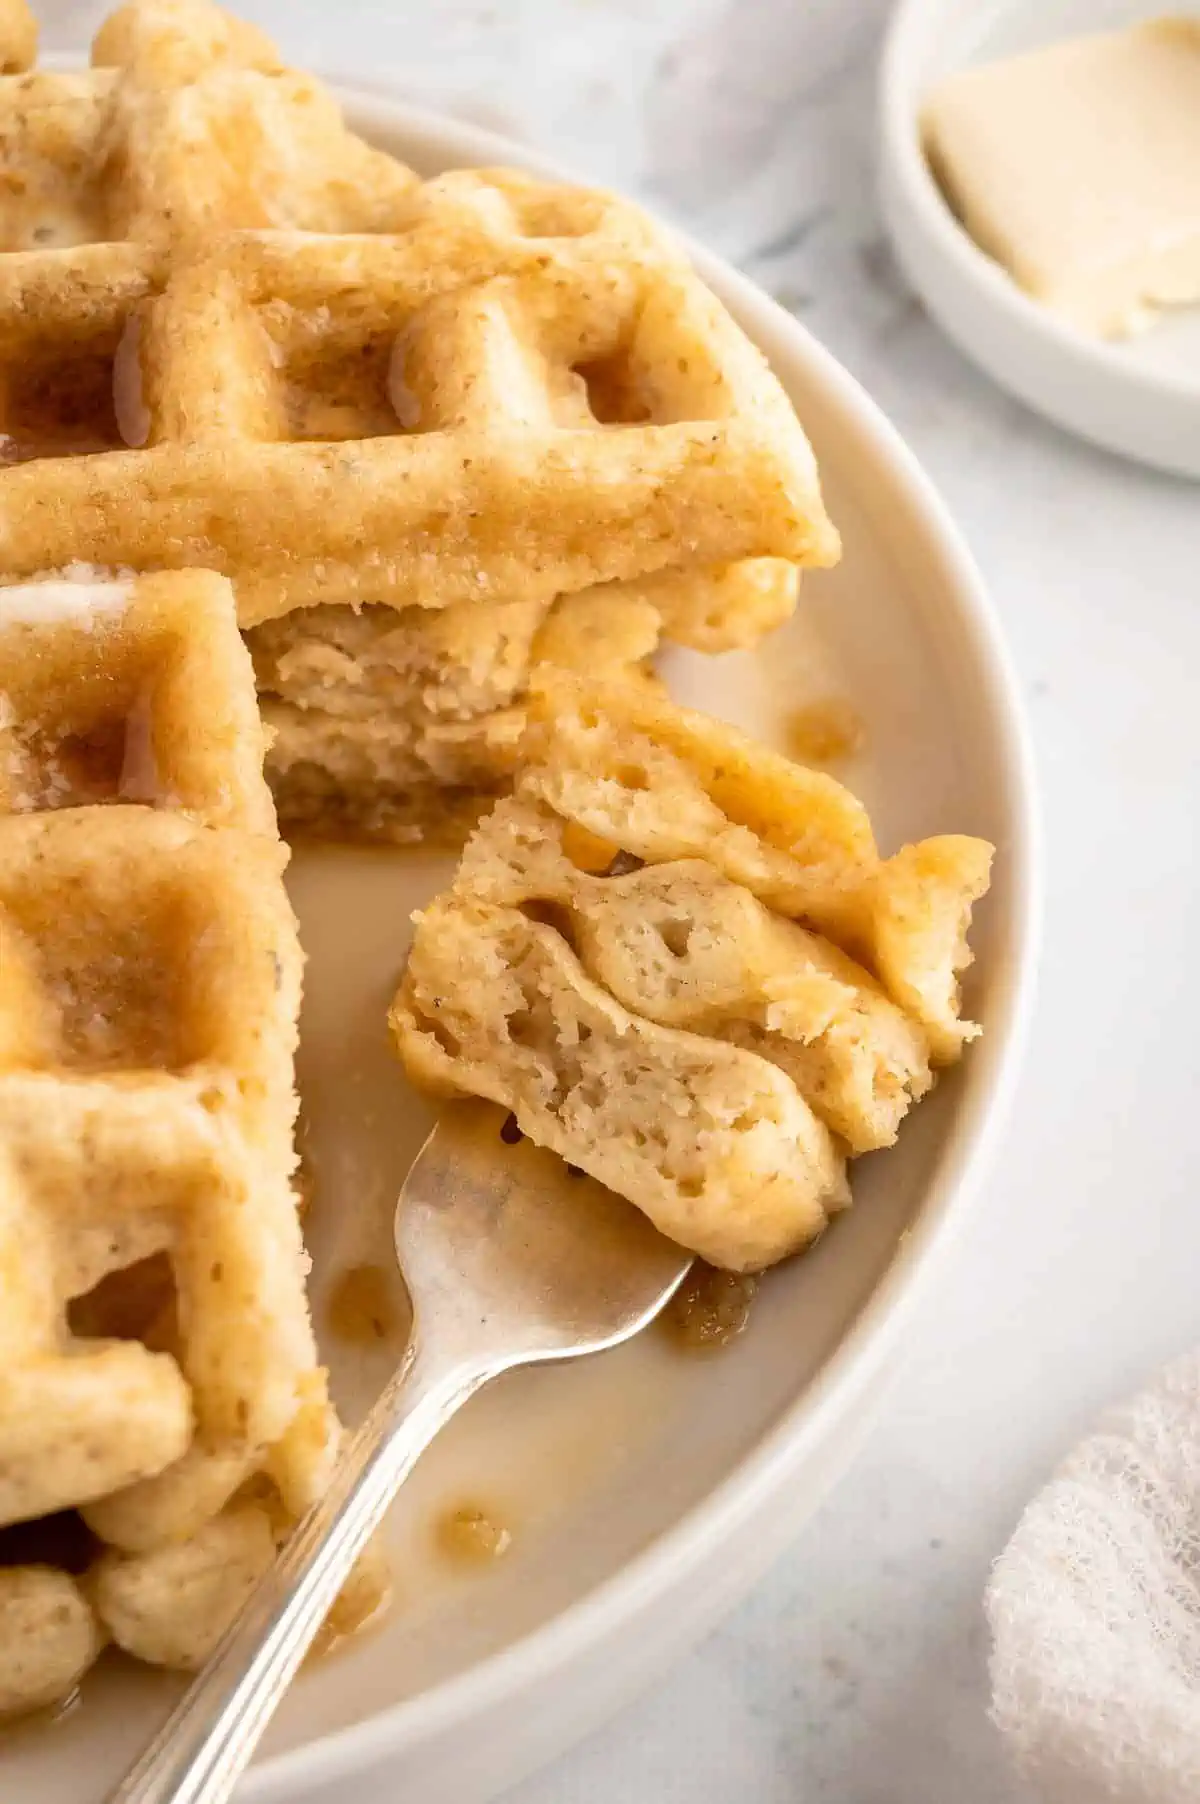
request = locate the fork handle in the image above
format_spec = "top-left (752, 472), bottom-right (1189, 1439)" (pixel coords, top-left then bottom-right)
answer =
top-left (107, 1340), bottom-right (495, 1804)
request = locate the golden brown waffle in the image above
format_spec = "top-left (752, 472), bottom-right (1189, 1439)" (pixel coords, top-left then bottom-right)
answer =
top-left (0, 567), bottom-right (274, 826)
top-left (395, 888), bottom-right (850, 1273)
top-left (0, 0), bottom-right (837, 623)
top-left (0, 569), bottom-right (371, 1718)
top-left (391, 680), bottom-right (993, 1269)
top-left (449, 798), bottom-right (935, 1156)
top-left (520, 674), bottom-right (995, 1061)
top-left (249, 559), bottom-right (799, 845)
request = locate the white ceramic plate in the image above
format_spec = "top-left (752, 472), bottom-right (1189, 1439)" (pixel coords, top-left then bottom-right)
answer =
top-left (4, 96), bottom-right (1038, 1804)
top-left (880, 0), bottom-right (1200, 478)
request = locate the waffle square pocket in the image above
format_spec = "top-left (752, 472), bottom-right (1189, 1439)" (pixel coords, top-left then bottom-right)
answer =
top-left (0, 568), bottom-right (273, 827)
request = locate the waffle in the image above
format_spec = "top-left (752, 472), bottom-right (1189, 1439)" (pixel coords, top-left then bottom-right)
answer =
top-left (0, 0), bottom-right (837, 620)
top-left (250, 559), bottom-right (799, 844)
top-left (519, 674), bottom-right (995, 1061)
top-left (0, 565), bottom-right (274, 828)
top-left (391, 678), bottom-right (993, 1270)
top-left (0, 0), bottom-right (837, 616)
top-left (448, 799), bottom-right (935, 1156)
top-left (0, 569), bottom-right (372, 1719)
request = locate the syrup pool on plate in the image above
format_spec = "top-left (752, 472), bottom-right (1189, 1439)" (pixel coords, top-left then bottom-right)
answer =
top-left (287, 844), bottom-right (715, 1630)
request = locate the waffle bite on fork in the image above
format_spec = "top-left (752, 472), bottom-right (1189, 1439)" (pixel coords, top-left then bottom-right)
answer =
top-left (0, 569), bottom-right (376, 1719)
top-left (391, 675), bottom-right (994, 1272)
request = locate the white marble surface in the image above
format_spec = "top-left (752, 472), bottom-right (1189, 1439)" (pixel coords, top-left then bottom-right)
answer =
top-left (39, 2), bottom-right (1200, 1799)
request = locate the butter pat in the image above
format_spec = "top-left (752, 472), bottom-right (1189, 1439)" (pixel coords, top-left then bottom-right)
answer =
top-left (0, 579), bottom-right (131, 627)
top-left (922, 19), bottom-right (1200, 338)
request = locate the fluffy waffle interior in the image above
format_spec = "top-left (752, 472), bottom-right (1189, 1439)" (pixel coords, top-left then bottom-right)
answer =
top-left (248, 559), bottom-right (800, 844)
top-left (0, 569), bottom-right (382, 1721)
top-left (391, 674), bottom-right (994, 1272)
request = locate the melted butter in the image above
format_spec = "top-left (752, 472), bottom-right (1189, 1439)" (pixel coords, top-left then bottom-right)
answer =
top-left (667, 1263), bottom-right (758, 1353)
top-left (308, 1556), bottom-right (393, 1663)
top-left (435, 1505), bottom-right (513, 1566)
top-left (326, 1262), bottom-right (401, 1346)
top-left (923, 19), bottom-right (1200, 338)
top-left (786, 696), bottom-right (865, 766)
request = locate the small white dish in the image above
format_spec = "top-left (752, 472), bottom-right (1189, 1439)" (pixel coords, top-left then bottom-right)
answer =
top-left (3, 94), bottom-right (1039, 1804)
top-left (880, 0), bottom-right (1200, 477)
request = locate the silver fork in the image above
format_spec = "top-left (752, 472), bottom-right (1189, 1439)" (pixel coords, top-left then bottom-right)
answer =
top-left (107, 1100), bottom-right (692, 1804)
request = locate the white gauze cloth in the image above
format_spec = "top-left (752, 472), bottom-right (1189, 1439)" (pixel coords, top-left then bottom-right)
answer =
top-left (987, 1349), bottom-right (1200, 1803)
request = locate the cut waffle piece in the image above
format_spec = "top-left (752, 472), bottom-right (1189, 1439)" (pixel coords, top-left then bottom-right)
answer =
top-left (520, 673), bottom-right (995, 1061)
top-left (0, 1563), bottom-right (104, 1717)
top-left (0, 568), bottom-right (376, 1716)
top-left (394, 887), bottom-right (850, 1274)
top-left (0, 1), bottom-right (837, 615)
top-left (0, 0), bottom-right (834, 848)
top-left (249, 559), bottom-right (798, 845)
top-left (449, 799), bottom-right (934, 1157)
top-left (390, 679), bottom-right (993, 1270)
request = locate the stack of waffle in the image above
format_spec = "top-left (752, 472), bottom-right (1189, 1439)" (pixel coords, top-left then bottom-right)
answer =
top-left (0, 0), bottom-right (839, 842)
top-left (0, 569), bottom-right (378, 1718)
top-left (0, 0), bottom-right (850, 1717)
